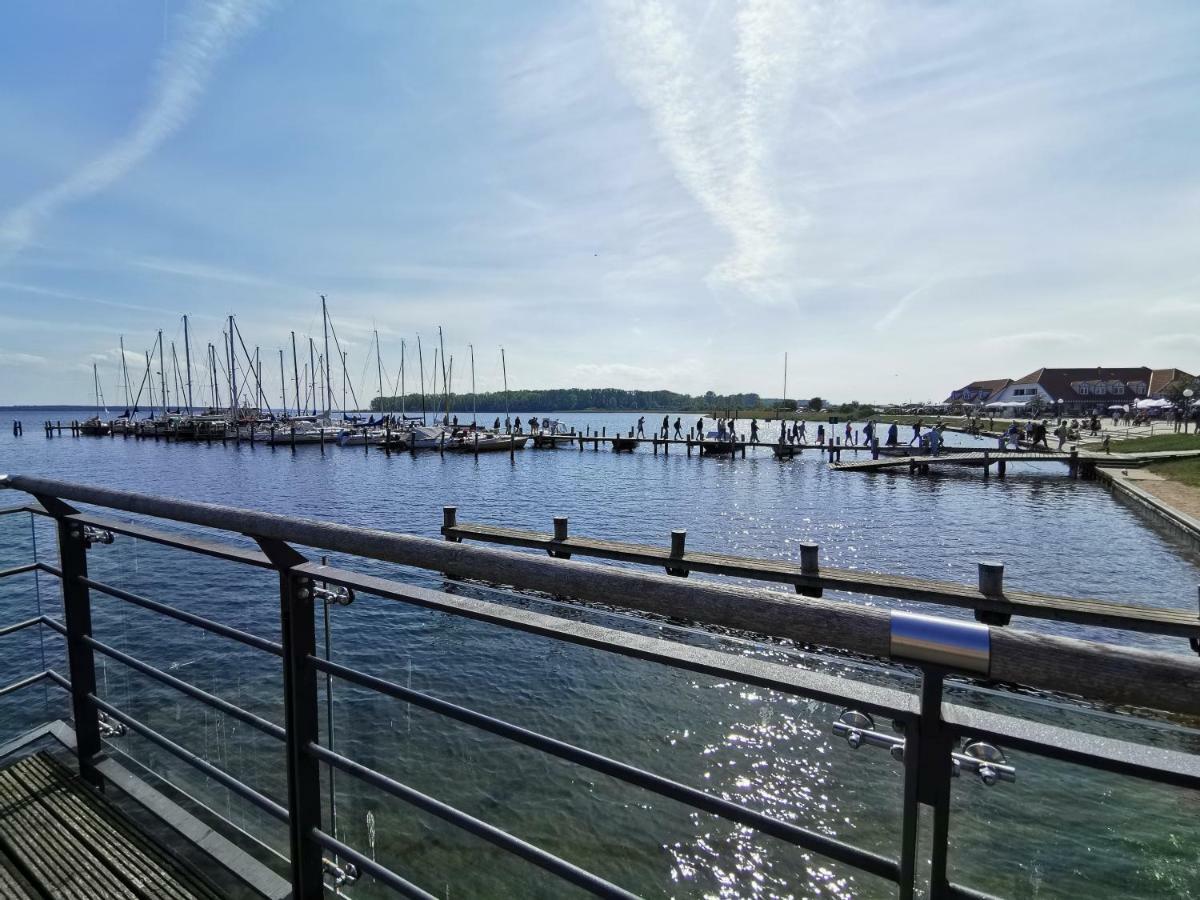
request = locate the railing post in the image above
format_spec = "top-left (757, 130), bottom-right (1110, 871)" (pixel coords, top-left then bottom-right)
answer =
top-left (54, 511), bottom-right (103, 789)
top-left (797, 542), bottom-right (822, 598)
top-left (666, 529), bottom-right (687, 577)
top-left (919, 670), bottom-right (954, 900)
top-left (260, 538), bottom-right (324, 900)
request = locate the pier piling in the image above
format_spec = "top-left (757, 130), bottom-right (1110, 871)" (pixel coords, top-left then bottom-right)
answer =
top-left (976, 561), bottom-right (1010, 625)
top-left (667, 529), bottom-right (687, 576)
top-left (798, 542), bottom-right (822, 598)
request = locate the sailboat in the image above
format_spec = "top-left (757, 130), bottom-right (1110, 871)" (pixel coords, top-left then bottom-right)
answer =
top-left (80, 363), bottom-right (112, 436)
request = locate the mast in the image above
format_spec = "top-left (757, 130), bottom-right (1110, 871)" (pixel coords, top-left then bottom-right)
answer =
top-left (170, 342), bottom-right (183, 412)
top-left (321, 295), bottom-right (332, 418)
top-left (119, 336), bottom-right (131, 411)
top-left (342, 350), bottom-right (348, 415)
top-left (228, 316), bottom-right (237, 420)
top-left (438, 326), bottom-right (448, 422)
top-left (501, 347), bottom-right (510, 423)
top-left (93, 363), bottom-right (101, 414)
top-left (375, 329), bottom-right (384, 418)
top-left (308, 337), bottom-right (317, 416)
top-left (183, 315), bottom-right (194, 413)
top-left (279, 349), bottom-right (286, 414)
top-left (783, 351), bottom-right (788, 410)
top-left (145, 353), bottom-right (156, 417)
top-left (209, 343), bottom-right (221, 410)
top-left (158, 330), bottom-right (168, 417)
top-left (291, 332), bottom-right (301, 418)
top-left (469, 344), bottom-right (477, 427)
top-left (446, 356), bottom-right (454, 423)
top-left (400, 339), bottom-right (406, 420)
top-left (417, 336), bottom-right (426, 425)
top-left (256, 347), bottom-right (263, 411)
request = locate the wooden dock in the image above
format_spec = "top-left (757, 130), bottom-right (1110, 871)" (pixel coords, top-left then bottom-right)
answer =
top-left (0, 752), bottom-right (223, 899)
top-left (442, 510), bottom-right (1200, 648)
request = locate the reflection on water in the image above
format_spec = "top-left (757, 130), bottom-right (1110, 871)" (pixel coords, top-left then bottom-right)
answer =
top-left (1, 409), bottom-right (1199, 897)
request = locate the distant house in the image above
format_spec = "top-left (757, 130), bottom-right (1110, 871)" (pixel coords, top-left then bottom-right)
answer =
top-left (944, 379), bottom-right (1011, 406)
top-left (989, 367), bottom-right (1196, 415)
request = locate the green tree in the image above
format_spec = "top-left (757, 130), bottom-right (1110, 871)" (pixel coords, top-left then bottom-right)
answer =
top-left (808, 396), bottom-right (824, 412)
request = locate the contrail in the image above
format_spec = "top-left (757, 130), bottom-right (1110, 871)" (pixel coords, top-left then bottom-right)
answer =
top-left (0, 0), bottom-right (274, 266)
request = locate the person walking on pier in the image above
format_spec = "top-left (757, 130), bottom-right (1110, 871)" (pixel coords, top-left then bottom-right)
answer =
top-left (493, 417), bottom-right (501, 432)
top-left (750, 419), bottom-right (760, 442)
top-left (844, 422), bottom-right (853, 444)
top-left (716, 419), bottom-right (727, 441)
top-left (1031, 420), bottom-right (1049, 449)
top-left (885, 422), bottom-right (898, 447)
top-left (909, 420), bottom-right (923, 446)
top-left (637, 416), bottom-right (646, 438)
top-left (659, 415), bottom-right (668, 438)
top-left (798, 421), bottom-right (807, 443)
top-left (504, 416), bottom-right (511, 433)
top-left (728, 418), bottom-right (738, 442)
top-left (673, 417), bottom-right (683, 439)
top-left (696, 417), bottom-right (704, 438)
top-left (816, 424), bottom-right (825, 445)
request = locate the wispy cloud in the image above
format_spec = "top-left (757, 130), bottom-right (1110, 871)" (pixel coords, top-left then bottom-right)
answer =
top-left (984, 331), bottom-right (1087, 350)
top-left (131, 255), bottom-right (283, 289)
top-left (874, 278), bottom-right (937, 331)
top-left (0, 0), bottom-right (273, 265)
top-left (602, 0), bottom-right (875, 302)
top-left (0, 352), bottom-right (50, 369)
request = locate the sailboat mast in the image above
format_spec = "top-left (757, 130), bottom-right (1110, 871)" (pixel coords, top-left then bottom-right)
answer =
top-left (321, 295), bottom-right (332, 418)
top-left (209, 344), bottom-right (221, 409)
top-left (469, 344), bottom-right (477, 426)
top-left (438, 326), bottom-right (449, 421)
top-left (255, 347), bottom-right (262, 411)
top-left (145, 353), bottom-right (156, 417)
top-left (93, 363), bottom-right (100, 414)
top-left (291, 332), bottom-right (300, 417)
top-left (279, 349), bottom-right (286, 414)
top-left (120, 336), bottom-right (131, 410)
top-left (183, 315), bottom-right (194, 413)
top-left (783, 352), bottom-right (788, 409)
top-left (157, 330), bottom-right (168, 415)
top-left (342, 350), bottom-right (347, 414)
top-left (417, 336), bottom-right (426, 425)
top-left (501, 347), bottom-right (510, 422)
top-left (308, 337), bottom-right (317, 415)
top-left (375, 329), bottom-right (384, 417)
top-left (228, 316), bottom-right (238, 419)
top-left (400, 339), bottom-right (406, 420)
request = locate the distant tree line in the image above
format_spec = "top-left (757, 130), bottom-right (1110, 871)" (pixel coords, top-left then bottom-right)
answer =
top-left (371, 388), bottom-right (768, 413)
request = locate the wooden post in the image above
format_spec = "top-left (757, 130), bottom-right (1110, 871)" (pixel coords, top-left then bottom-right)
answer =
top-left (290, 424), bottom-right (296, 451)
top-left (474, 430), bottom-right (479, 459)
top-left (440, 432), bottom-right (445, 456)
top-left (270, 425), bottom-right (276, 450)
top-left (666, 529), bottom-right (687, 577)
top-left (550, 516), bottom-right (571, 559)
top-left (976, 561), bottom-right (1010, 626)
top-left (511, 432), bottom-right (516, 460)
top-left (982, 450), bottom-right (990, 478)
top-left (798, 542), bottom-right (822, 598)
top-left (1069, 447), bottom-right (1079, 478)
top-left (997, 459), bottom-right (1006, 478)
top-left (250, 422), bottom-right (256, 446)
top-left (442, 506), bottom-right (460, 542)
top-left (872, 437), bottom-right (879, 460)
top-left (653, 436), bottom-right (658, 455)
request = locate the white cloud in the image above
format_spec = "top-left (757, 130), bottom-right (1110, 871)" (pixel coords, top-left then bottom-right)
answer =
top-left (602, 0), bottom-right (876, 302)
top-left (0, 0), bottom-right (273, 265)
top-left (0, 352), bottom-right (50, 368)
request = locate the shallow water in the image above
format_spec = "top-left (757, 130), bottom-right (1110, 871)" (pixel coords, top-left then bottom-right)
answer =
top-left (0, 408), bottom-right (1197, 898)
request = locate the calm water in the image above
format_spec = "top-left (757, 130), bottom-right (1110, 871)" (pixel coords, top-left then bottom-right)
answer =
top-left (0, 408), bottom-right (1198, 898)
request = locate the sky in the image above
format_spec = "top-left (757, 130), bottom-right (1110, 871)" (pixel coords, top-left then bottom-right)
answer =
top-left (1, 0), bottom-right (1198, 407)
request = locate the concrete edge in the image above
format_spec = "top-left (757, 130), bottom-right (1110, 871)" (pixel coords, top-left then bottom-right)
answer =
top-left (1095, 468), bottom-right (1200, 553)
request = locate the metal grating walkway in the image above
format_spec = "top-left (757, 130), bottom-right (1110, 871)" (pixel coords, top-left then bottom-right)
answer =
top-left (0, 752), bottom-right (223, 900)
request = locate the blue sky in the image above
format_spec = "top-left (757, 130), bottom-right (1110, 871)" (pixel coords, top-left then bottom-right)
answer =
top-left (1, 0), bottom-right (1198, 406)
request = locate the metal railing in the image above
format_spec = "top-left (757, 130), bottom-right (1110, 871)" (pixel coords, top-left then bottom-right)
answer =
top-left (0, 473), bottom-right (1198, 899)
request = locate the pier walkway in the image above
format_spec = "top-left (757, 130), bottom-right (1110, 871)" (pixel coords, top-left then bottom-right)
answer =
top-left (442, 510), bottom-right (1200, 647)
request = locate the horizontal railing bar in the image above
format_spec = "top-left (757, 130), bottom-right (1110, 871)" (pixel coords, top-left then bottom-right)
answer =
top-left (88, 694), bottom-right (289, 823)
top-left (40, 615), bottom-right (66, 637)
top-left (4, 473), bottom-right (1198, 716)
top-left (45, 668), bottom-right (71, 691)
top-left (0, 504), bottom-right (35, 518)
top-left (308, 742), bottom-right (639, 899)
top-left (83, 635), bottom-right (287, 742)
top-left (65, 511), bottom-right (274, 570)
top-left (299, 563), bottom-right (917, 719)
top-left (37, 561), bottom-right (62, 579)
top-left (311, 829), bottom-right (437, 900)
top-left (0, 616), bottom-right (46, 638)
top-left (943, 702), bottom-right (1200, 791)
top-left (0, 563), bottom-right (38, 580)
top-left (80, 575), bottom-right (283, 657)
top-left (947, 881), bottom-right (1005, 900)
top-left (446, 522), bottom-right (1200, 638)
top-left (312, 654), bottom-right (900, 882)
top-left (0, 671), bottom-right (49, 698)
